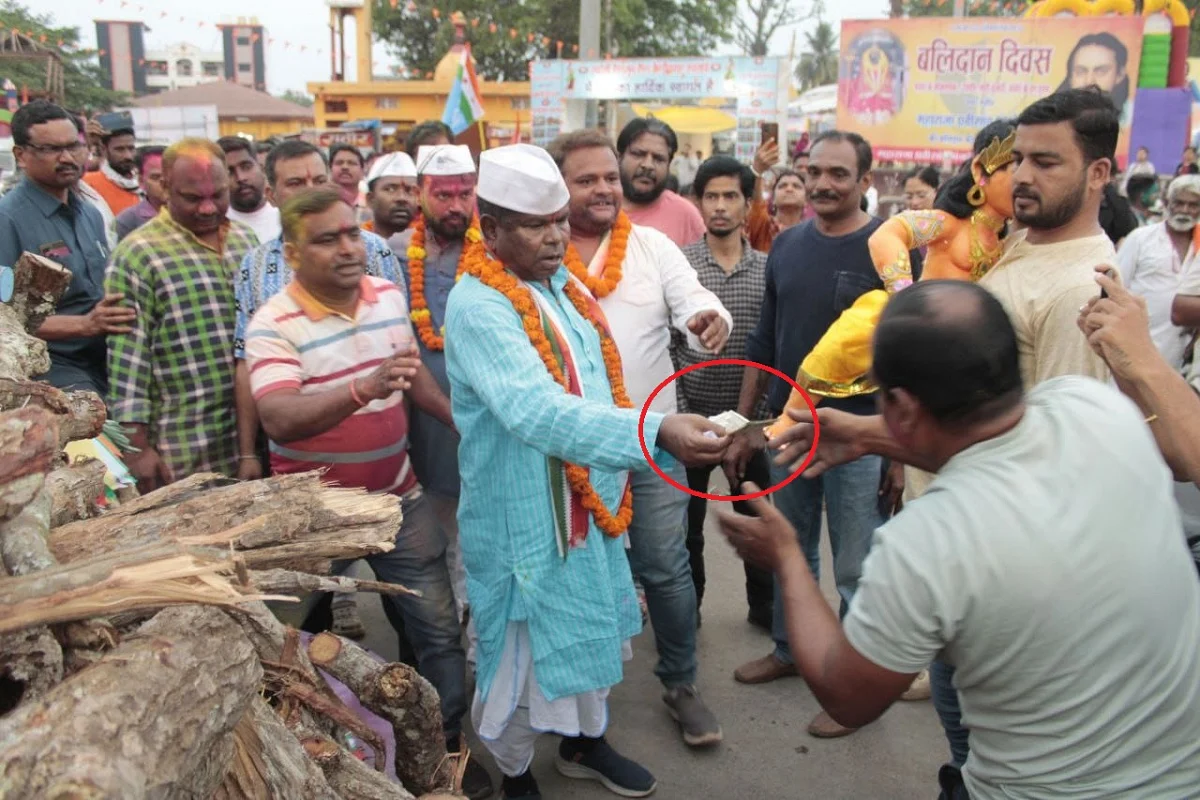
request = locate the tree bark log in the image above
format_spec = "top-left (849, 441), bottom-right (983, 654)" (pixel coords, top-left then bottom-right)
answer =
top-left (212, 695), bottom-right (339, 800)
top-left (300, 729), bottom-right (417, 800)
top-left (8, 252), bottom-right (72, 334)
top-left (0, 605), bottom-right (261, 798)
top-left (246, 568), bottom-right (416, 598)
top-left (48, 472), bottom-right (399, 565)
top-left (308, 632), bottom-right (453, 796)
top-left (45, 458), bottom-right (107, 527)
top-left (0, 625), bottom-right (62, 714)
top-left (0, 407), bottom-right (58, 521)
top-left (0, 304), bottom-right (49, 382)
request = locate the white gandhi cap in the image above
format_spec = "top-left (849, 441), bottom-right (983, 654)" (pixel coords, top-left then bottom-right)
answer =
top-left (415, 144), bottom-right (476, 176)
top-left (476, 144), bottom-right (570, 216)
top-left (366, 151), bottom-right (417, 184)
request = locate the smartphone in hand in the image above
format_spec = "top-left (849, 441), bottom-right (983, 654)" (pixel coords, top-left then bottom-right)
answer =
top-left (760, 122), bottom-right (779, 145)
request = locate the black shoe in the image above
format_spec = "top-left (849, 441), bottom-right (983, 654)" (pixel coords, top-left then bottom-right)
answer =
top-left (556, 735), bottom-right (656, 797)
top-left (747, 607), bottom-right (773, 633)
top-left (449, 742), bottom-right (493, 800)
top-left (501, 769), bottom-right (541, 799)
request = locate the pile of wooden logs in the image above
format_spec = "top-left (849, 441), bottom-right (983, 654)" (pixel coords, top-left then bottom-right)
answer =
top-left (0, 254), bottom-right (466, 798)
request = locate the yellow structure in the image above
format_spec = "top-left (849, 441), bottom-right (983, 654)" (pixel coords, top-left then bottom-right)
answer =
top-left (308, 5), bottom-right (530, 146)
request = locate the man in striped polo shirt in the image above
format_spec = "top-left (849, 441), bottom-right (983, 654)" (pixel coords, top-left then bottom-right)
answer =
top-left (243, 187), bottom-right (493, 800)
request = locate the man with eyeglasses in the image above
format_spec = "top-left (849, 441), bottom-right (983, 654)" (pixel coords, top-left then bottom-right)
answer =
top-left (0, 100), bottom-right (134, 395)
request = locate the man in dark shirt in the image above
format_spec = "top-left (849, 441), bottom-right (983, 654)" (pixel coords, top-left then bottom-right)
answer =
top-left (0, 101), bottom-right (134, 393)
top-left (724, 130), bottom-right (891, 739)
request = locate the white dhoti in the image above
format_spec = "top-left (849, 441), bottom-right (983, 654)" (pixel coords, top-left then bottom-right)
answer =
top-left (471, 622), bottom-right (632, 777)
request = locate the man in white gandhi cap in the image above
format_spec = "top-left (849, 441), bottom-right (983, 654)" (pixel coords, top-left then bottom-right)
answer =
top-left (443, 143), bottom-right (731, 799)
top-left (364, 150), bottom-right (419, 248)
top-left (393, 142), bottom-right (480, 630)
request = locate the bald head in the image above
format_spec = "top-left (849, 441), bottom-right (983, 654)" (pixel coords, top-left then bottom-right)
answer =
top-left (873, 281), bottom-right (1022, 428)
top-left (163, 139), bottom-right (230, 238)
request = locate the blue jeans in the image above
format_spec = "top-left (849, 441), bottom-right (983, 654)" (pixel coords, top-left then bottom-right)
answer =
top-left (627, 464), bottom-right (697, 688)
top-left (931, 660), bottom-right (970, 768)
top-left (768, 455), bottom-right (885, 664)
top-left (356, 491), bottom-right (467, 738)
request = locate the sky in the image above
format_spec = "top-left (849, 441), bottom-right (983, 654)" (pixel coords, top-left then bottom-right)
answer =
top-left (55, 0), bottom-right (886, 95)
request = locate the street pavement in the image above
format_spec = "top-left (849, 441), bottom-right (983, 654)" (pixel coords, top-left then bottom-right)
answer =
top-left (359, 491), bottom-right (948, 799)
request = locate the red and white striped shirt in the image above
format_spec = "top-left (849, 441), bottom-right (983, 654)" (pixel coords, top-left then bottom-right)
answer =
top-left (245, 276), bottom-right (419, 496)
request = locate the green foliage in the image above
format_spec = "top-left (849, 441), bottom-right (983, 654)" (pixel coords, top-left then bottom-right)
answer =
top-left (372, 0), bottom-right (737, 82)
top-left (279, 89), bottom-right (314, 107)
top-left (0, 0), bottom-right (128, 112)
top-left (900, 0), bottom-right (1025, 16)
top-left (736, 0), bottom-right (817, 56)
top-left (795, 19), bottom-right (837, 90)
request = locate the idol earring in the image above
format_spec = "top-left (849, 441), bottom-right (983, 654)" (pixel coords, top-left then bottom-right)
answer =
top-left (967, 183), bottom-right (987, 207)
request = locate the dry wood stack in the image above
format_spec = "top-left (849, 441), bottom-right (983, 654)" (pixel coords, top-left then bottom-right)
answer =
top-left (0, 252), bottom-right (467, 798)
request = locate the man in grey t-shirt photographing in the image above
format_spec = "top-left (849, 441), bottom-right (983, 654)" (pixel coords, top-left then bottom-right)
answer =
top-left (722, 281), bottom-right (1200, 799)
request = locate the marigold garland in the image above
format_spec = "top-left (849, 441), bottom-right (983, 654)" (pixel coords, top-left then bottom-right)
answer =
top-left (407, 215), bottom-right (483, 351)
top-left (463, 240), bottom-right (634, 538)
top-left (563, 211), bottom-right (631, 298)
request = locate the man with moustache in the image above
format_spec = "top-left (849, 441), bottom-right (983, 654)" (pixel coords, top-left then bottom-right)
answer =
top-left (364, 151), bottom-right (419, 250)
top-left (115, 146), bottom-right (167, 241)
top-left (233, 140), bottom-right (403, 480)
top-left (245, 186), bottom-right (492, 800)
top-left (616, 117), bottom-right (705, 247)
top-left (1117, 174), bottom-right (1200, 369)
top-left (0, 100), bottom-right (132, 395)
top-left (83, 122), bottom-right (140, 217)
top-left (677, 155), bottom-right (775, 631)
top-left (547, 129), bottom-right (732, 748)
top-left (392, 143), bottom-right (480, 621)
top-left (445, 144), bottom-right (731, 800)
top-left (329, 143), bottom-right (370, 224)
top-left (770, 90), bottom-right (1118, 789)
top-left (107, 138), bottom-right (258, 492)
top-left (219, 136), bottom-right (280, 243)
top-left (724, 130), bottom-right (895, 740)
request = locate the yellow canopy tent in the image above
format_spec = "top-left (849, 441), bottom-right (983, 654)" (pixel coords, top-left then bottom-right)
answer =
top-left (630, 104), bottom-right (737, 134)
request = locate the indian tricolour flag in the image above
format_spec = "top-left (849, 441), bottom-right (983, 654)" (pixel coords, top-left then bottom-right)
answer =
top-left (441, 44), bottom-right (485, 135)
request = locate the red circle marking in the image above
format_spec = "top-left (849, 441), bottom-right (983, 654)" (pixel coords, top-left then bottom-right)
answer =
top-left (636, 359), bottom-right (820, 502)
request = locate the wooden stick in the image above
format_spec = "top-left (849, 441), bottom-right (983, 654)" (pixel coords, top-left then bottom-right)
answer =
top-left (308, 632), bottom-right (454, 795)
top-left (45, 458), bottom-right (107, 527)
top-left (7, 252), bottom-right (71, 334)
top-left (246, 568), bottom-right (418, 597)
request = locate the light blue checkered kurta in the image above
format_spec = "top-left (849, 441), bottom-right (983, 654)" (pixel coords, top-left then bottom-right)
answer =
top-left (445, 266), bottom-right (673, 703)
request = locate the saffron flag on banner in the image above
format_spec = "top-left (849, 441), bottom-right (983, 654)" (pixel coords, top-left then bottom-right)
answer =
top-left (442, 44), bottom-right (486, 135)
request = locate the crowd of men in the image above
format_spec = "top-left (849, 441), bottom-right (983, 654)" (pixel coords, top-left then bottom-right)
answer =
top-left (2, 86), bottom-right (1200, 800)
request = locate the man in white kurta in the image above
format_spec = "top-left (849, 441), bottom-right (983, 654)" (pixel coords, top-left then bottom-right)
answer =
top-left (1116, 174), bottom-right (1200, 370)
top-left (445, 144), bottom-right (729, 800)
top-left (546, 129), bottom-right (733, 748)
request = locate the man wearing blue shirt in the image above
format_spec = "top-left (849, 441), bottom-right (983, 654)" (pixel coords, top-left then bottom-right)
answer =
top-left (0, 101), bottom-right (136, 394)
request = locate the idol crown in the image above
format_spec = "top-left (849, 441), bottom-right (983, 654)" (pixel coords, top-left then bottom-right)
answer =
top-left (978, 131), bottom-right (1016, 175)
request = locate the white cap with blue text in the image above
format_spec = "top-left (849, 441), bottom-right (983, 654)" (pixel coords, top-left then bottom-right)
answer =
top-left (415, 144), bottom-right (476, 176)
top-left (476, 144), bottom-right (570, 216)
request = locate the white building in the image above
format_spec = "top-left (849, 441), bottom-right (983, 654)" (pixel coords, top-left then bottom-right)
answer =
top-left (143, 43), bottom-right (225, 94)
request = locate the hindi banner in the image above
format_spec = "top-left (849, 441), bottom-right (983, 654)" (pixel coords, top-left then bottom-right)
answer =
top-left (837, 17), bottom-right (1144, 165)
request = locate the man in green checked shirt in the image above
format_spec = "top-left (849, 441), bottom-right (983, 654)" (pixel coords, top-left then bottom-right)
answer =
top-left (106, 138), bottom-right (259, 492)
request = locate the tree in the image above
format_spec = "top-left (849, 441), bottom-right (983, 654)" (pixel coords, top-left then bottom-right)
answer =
top-left (795, 19), bottom-right (838, 90)
top-left (899, 0), bottom-right (1025, 17)
top-left (372, 0), bottom-right (738, 82)
top-left (278, 89), bottom-right (314, 108)
top-left (0, 1), bottom-right (127, 111)
top-left (736, 0), bottom-right (819, 57)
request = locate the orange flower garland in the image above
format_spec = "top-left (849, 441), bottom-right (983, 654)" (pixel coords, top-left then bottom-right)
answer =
top-left (463, 241), bottom-right (634, 538)
top-left (407, 215), bottom-right (483, 351)
top-left (563, 211), bottom-right (631, 298)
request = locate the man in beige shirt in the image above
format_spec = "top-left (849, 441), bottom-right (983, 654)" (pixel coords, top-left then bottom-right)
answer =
top-left (778, 88), bottom-right (1120, 797)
